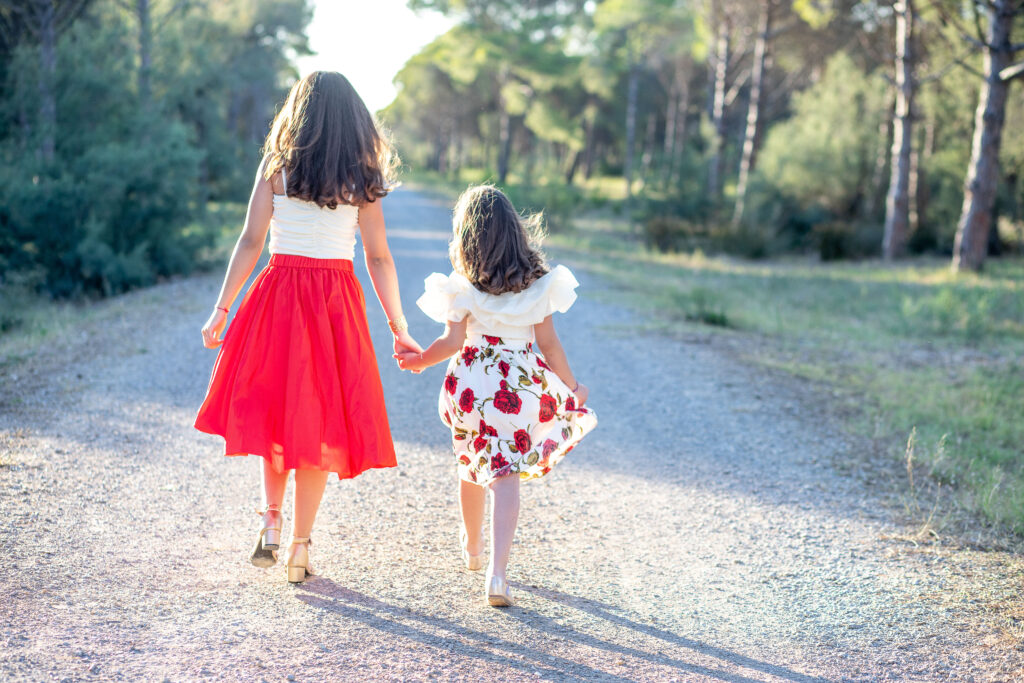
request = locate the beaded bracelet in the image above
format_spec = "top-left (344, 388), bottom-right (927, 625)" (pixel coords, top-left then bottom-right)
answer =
top-left (388, 315), bottom-right (408, 335)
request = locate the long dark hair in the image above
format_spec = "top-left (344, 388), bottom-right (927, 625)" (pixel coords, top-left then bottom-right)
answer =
top-left (450, 185), bottom-right (548, 295)
top-left (262, 71), bottom-right (397, 208)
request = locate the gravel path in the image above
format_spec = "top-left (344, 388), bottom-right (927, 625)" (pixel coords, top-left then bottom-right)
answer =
top-left (2, 189), bottom-right (1022, 682)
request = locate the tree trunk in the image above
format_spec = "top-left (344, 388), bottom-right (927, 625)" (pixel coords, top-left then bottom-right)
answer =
top-left (952, 0), bottom-right (1016, 272)
top-left (565, 149), bottom-right (582, 184)
top-left (707, 18), bottom-right (730, 199)
top-left (136, 0), bottom-right (152, 105)
top-left (624, 61), bottom-right (640, 206)
top-left (864, 88), bottom-right (894, 219)
top-left (662, 66), bottom-right (679, 187)
top-left (732, 0), bottom-right (772, 228)
top-left (37, 0), bottom-right (57, 163)
top-left (669, 63), bottom-right (690, 189)
top-left (913, 113), bottom-right (935, 235)
top-left (582, 103), bottom-right (597, 180)
top-left (497, 106), bottom-right (513, 183)
top-left (883, 0), bottom-right (915, 260)
top-left (639, 110), bottom-right (656, 186)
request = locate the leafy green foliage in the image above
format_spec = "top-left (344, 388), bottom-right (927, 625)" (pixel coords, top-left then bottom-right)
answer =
top-left (0, 0), bottom-right (311, 299)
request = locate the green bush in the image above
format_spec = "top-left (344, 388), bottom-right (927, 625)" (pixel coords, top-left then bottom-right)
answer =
top-left (643, 215), bottom-right (705, 252)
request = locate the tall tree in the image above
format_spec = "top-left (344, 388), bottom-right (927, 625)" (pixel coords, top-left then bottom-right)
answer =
top-left (732, 0), bottom-right (777, 227)
top-left (883, 0), bottom-right (916, 260)
top-left (951, 0), bottom-right (1024, 272)
top-left (4, 0), bottom-right (94, 162)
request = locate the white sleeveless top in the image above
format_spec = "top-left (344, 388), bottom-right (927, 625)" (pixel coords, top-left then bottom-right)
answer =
top-left (416, 265), bottom-right (579, 340)
top-left (268, 169), bottom-right (359, 259)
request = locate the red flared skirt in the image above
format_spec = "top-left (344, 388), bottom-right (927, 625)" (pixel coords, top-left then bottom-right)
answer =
top-left (194, 254), bottom-right (397, 479)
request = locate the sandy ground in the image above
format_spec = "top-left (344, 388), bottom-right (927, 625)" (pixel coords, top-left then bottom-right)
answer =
top-left (2, 189), bottom-right (1023, 682)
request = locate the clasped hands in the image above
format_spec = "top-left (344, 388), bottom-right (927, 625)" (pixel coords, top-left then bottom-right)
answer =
top-left (392, 332), bottom-right (426, 373)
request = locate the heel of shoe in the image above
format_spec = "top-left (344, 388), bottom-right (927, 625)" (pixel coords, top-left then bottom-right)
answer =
top-left (486, 576), bottom-right (514, 607)
top-left (263, 528), bottom-right (280, 550)
top-left (287, 565), bottom-right (306, 583)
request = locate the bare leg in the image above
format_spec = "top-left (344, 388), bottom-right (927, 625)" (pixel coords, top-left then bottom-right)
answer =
top-left (261, 459), bottom-right (289, 528)
top-left (459, 478), bottom-right (487, 556)
top-left (293, 469), bottom-right (330, 538)
top-left (488, 474), bottom-right (520, 581)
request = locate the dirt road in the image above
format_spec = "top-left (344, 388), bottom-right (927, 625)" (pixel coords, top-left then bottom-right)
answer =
top-left (2, 189), bottom-right (1021, 682)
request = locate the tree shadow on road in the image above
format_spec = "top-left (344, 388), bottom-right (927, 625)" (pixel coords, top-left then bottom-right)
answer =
top-left (294, 577), bottom-right (825, 683)
top-left (508, 581), bottom-right (828, 683)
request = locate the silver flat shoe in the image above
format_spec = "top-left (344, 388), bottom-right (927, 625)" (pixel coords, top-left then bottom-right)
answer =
top-left (460, 526), bottom-right (485, 571)
top-left (486, 575), bottom-right (514, 607)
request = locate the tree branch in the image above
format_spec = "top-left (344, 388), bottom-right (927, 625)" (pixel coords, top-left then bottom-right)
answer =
top-left (724, 67), bottom-right (750, 107)
top-left (1000, 61), bottom-right (1024, 81)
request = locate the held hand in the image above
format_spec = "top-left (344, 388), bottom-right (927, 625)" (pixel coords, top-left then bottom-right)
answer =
top-left (201, 308), bottom-right (228, 348)
top-left (573, 382), bottom-right (589, 408)
top-left (393, 330), bottom-right (423, 356)
top-left (394, 351), bottom-right (427, 373)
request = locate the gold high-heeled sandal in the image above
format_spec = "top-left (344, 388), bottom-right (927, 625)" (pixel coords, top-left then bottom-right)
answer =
top-left (486, 575), bottom-right (514, 607)
top-left (249, 505), bottom-right (282, 568)
top-left (460, 526), bottom-right (485, 571)
top-left (286, 536), bottom-right (315, 583)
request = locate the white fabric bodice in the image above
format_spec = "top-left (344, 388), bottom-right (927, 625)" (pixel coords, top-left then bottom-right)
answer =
top-left (416, 265), bottom-right (579, 340)
top-left (268, 170), bottom-right (358, 259)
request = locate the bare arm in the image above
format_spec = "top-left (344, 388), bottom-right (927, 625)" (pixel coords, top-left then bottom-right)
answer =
top-left (534, 315), bottom-right (588, 406)
top-left (200, 158), bottom-right (274, 348)
top-left (395, 318), bottom-right (468, 372)
top-left (358, 198), bottom-right (421, 354)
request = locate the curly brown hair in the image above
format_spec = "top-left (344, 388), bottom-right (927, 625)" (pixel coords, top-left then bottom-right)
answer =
top-left (449, 185), bottom-right (548, 295)
top-left (262, 71), bottom-right (397, 208)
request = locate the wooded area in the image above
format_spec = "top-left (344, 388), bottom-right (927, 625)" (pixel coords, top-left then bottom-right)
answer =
top-left (2, 0), bottom-right (1023, 302)
top-left (0, 0), bottom-right (310, 299)
top-left (385, 0), bottom-right (1024, 270)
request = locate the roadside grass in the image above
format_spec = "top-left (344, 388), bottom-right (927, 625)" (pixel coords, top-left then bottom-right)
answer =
top-left (547, 212), bottom-right (1024, 535)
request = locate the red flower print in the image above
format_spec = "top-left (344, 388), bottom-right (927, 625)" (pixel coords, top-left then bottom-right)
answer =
top-left (498, 361), bottom-right (511, 377)
top-left (459, 454), bottom-right (471, 465)
top-left (538, 394), bottom-right (556, 422)
top-left (473, 436), bottom-right (487, 453)
top-left (484, 335), bottom-right (503, 345)
top-left (565, 395), bottom-right (576, 411)
top-left (479, 419), bottom-right (498, 437)
top-left (527, 342), bottom-right (533, 351)
top-left (490, 452), bottom-right (510, 471)
top-left (493, 380), bottom-right (522, 415)
top-left (513, 429), bottom-right (532, 454)
top-left (531, 375), bottom-right (541, 384)
top-left (444, 374), bottom-right (458, 395)
top-left (461, 346), bottom-right (479, 364)
top-left (459, 388), bottom-right (475, 412)
top-left (541, 439), bottom-right (558, 458)
top-left (537, 357), bottom-right (551, 370)
top-left (443, 411), bottom-right (452, 425)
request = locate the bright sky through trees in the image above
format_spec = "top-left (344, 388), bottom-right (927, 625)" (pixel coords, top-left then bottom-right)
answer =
top-left (295, 0), bottom-right (454, 113)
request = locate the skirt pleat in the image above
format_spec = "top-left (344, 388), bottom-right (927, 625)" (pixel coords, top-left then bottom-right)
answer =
top-left (194, 254), bottom-right (397, 479)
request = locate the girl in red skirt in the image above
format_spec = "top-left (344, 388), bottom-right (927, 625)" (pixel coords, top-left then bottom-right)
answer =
top-left (194, 72), bottom-right (420, 583)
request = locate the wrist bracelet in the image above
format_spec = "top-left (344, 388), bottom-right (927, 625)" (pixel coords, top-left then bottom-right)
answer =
top-left (571, 381), bottom-right (579, 393)
top-left (216, 306), bottom-right (229, 313)
top-left (388, 315), bottom-right (408, 335)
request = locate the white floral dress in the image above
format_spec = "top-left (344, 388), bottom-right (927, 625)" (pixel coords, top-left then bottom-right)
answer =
top-left (417, 265), bottom-right (598, 486)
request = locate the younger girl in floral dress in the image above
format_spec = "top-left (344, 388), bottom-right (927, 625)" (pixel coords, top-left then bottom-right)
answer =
top-left (396, 185), bottom-right (597, 607)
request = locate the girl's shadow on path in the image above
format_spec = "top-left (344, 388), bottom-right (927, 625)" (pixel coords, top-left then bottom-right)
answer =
top-left (295, 578), bottom-right (827, 683)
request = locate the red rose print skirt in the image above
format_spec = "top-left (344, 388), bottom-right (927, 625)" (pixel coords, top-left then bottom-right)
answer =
top-left (194, 254), bottom-right (397, 479)
top-left (438, 334), bottom-right (597, 486)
